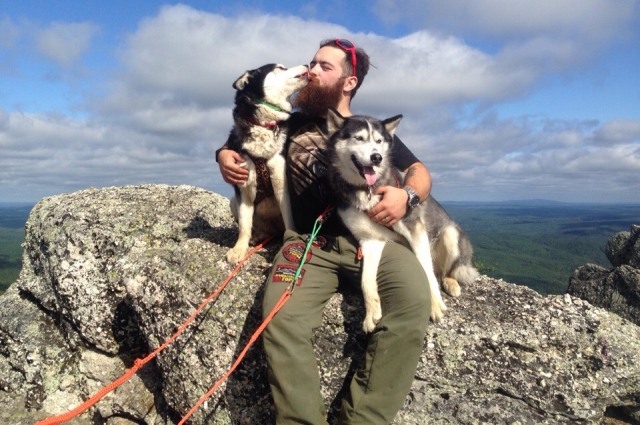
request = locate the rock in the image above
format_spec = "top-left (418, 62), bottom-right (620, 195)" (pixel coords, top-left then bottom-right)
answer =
top-left (569, 225), bottom-right (640, 326)
top-left (606, 231), bottom-right (631, 268)
top-left (1, 185), bottom-right (639, 424)
top-left (605, 225), bottom-right (640, 269)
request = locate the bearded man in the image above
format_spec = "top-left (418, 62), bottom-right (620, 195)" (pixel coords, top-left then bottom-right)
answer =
top-left (217, 39), bottom-right (433, 425)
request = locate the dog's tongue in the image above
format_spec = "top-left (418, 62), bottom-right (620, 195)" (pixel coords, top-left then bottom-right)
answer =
top-left (363, 167), bottom-right (377, 186)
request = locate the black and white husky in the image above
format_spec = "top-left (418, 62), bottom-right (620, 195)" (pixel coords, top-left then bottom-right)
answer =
top-left (225, 64), bottom-right (308, 264)
top-left (325, 109), bottom-right (479, 332)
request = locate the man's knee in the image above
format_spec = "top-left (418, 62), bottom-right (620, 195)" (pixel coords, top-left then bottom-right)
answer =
top-left (377, 244), bottom-right (432, 328)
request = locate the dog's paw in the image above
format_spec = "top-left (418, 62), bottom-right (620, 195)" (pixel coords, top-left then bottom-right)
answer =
top-left (443, 277), bottom-right (461, 297)
top-left (363, 299), bottom-right (382, 333)
top-left (362, 315), bottom-right (379, 333)
top-left (362, 295), bottom-right (382, 333)
top-left (430, 298), bottom-right (447, 323)
top-left (226, 247), bottom-right (247, 264)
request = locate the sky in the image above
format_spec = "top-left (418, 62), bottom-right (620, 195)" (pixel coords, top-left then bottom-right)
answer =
top-left (1, 0), bottom-right (639, 204)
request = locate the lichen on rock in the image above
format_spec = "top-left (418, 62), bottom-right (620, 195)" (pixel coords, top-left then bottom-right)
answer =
top-left (1, 185), bottom-right (639, 424)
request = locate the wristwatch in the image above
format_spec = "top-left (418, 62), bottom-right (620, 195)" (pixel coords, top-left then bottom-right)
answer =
top-left (403, 186), bottom-right (420, 209)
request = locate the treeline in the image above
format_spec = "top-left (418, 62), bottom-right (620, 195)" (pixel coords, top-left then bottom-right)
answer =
top-left (444, 202), bottom-right (640, 295)
top-left (1, 202), bottom-right (639, 296)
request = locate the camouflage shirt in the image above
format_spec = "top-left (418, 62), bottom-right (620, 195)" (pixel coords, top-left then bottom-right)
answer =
top-left (286, 112), bottom-right (418, 235)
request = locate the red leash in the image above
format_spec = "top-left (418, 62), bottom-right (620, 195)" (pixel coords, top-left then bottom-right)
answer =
top-left (35, 236), bottom-right (273, 425)
top-left (37, 207), bottom-right (332, 424)
top-left (179, 207), bottom-right (331, 423)
top-left (178, 288), bottom-right (292, 424)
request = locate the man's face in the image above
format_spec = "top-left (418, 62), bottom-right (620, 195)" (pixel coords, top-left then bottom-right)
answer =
top-left (293, 46), bottom-right (348, 116)
top-left (308, 46), bottom-right (348, 88)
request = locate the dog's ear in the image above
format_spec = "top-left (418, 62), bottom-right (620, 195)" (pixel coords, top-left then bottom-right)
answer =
top-left (383, 114), bottom-right (403, 137)
top-left (233, 70), bottom-right (254, 91)
top-left (325, 108), bottom-right (345, 137)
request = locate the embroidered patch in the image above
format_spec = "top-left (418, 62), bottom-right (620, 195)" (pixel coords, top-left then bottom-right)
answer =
top-left (272, 264), bottom-right (305, 286)
top-left (282, 243), bottom-right (312, 264)
top-left (311, 235), bottom-right (327, 248)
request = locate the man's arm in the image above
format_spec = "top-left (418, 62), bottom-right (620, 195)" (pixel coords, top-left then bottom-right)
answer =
top-left (367, 161), bottom-right (432, 226)
top-left (217, 148), bottom-right (250, 185)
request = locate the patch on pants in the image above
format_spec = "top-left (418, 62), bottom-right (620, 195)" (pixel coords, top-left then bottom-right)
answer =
top-left (272, 264), bottom-right (305, 286)
top-left (282, 242), bottom-right (312, 264)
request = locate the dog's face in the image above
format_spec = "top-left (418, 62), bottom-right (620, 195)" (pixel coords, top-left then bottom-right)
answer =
top-left (325, 108), bottom-right (402, 187)
top-left (233, 64), bottom-right (308, 111)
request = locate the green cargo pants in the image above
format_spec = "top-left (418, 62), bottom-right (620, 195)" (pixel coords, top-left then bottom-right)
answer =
top-left (262, 230), bottom-right (431, 424)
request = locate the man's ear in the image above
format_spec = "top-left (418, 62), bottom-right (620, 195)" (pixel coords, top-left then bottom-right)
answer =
top-left (326, 107), bottom-right (345, 136)
top-left (342, 75), bottom-right (358, 94)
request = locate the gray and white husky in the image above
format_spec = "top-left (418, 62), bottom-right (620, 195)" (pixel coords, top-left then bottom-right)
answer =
top-left (325, 108), bottom-right (479, 332)
top-left (224, 63), bottom-right (308, 264)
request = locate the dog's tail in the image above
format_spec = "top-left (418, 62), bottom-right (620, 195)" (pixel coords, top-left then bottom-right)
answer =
top-left (451, 262), bottom-right (479, 285)
top-left (436, 225), bottom-right (479, 297)
top-left (448, 224), bottom-right (479, 285)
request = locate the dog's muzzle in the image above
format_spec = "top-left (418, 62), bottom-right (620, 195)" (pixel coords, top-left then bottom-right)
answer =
top-left (351, 154), bottom-right (378, 186)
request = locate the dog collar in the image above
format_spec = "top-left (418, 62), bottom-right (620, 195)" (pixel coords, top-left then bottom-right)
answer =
top-left (251, 97), bottom-right (287, 113)
top-left (244, 116), bottom-right (279, 131)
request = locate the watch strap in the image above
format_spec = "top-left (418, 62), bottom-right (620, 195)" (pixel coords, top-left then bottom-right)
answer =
top-left (403, 186), bottom-right (419, 209)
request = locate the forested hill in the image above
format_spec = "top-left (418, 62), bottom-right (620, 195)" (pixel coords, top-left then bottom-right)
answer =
top-left (1, 200), bottom-right (639, 295)
top-left (442, 201), bottom-right (640, 294)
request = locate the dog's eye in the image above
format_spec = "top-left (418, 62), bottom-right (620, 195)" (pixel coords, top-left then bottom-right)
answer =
top-left (375, 138), bottom-right (383, 144)
top-left (354, 135), bottom-right (364, 142)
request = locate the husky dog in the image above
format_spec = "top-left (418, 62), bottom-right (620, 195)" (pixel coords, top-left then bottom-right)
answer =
top-left (225, 64), bottom-right (308, 264)
top-left (325, 108), bottom-right (479, 332)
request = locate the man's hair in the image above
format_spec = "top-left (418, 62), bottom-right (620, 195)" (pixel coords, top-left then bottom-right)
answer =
top-left (319, 39), bottom-right (370, 99)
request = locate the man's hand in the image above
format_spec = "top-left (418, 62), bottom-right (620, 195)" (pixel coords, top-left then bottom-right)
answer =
top-left (367, 186), bottom-right (409, 227)
top-left (218, 149), bottom-right (250, 185)
top-left (367, 161), bottom-right (432, 226)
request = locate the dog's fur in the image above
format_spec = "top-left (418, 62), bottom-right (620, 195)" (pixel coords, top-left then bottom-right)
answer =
top-left (225, 64), bottom-right (308, 264)
top-left (324, 109), bottom-right (479, 332)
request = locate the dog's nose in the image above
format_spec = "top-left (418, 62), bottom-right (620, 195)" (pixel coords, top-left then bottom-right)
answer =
top-left (370, 153), bottom-right (382, 165)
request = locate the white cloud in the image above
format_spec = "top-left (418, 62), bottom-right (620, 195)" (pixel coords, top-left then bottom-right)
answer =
top-left (354, 31), bottom-right (543, 113)
top-left (0, 17), bottom-right (21, 49)
top-left (1, 5), bottom-right (639, 203)
top-left (403, 115), bottom-right (640, 202)
top-left (0, 108), bottom-right (223, 202)
top-left (35, 21), bottom-right (100, 67)
top-left (372, 0), bottom-right (640, 42)
top-left (116, 6), bottom-right (336, 103)
top-left (590, 120), bottom-right (640, 146)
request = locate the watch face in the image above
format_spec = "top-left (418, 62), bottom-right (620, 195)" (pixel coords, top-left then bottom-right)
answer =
top-left (405, 187), bottom-right (419, 208)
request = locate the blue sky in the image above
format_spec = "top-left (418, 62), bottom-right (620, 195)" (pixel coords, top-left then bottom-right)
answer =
top-left (1, 0), bottom-right (639, 203)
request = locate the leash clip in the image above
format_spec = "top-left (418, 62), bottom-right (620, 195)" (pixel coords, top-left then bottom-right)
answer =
top-left (316, 204), bottom-right (335, 224)
top-left (286, 278), bottom-right (298, 294)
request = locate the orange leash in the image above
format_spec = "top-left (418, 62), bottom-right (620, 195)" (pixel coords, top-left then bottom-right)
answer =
top-left (178, 289), bottom-right (291, 424)
top-left (178, 208), bottom-right (328, 423)
top-left (35, 236), bottom-right (273, 425)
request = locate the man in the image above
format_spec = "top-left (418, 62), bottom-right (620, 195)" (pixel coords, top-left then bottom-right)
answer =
top-left (217, 39), bottom-right (432, 424)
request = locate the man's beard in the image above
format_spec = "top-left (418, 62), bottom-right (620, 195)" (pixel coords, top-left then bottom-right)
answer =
top-left (293, 77), bottom-right (345, 116)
